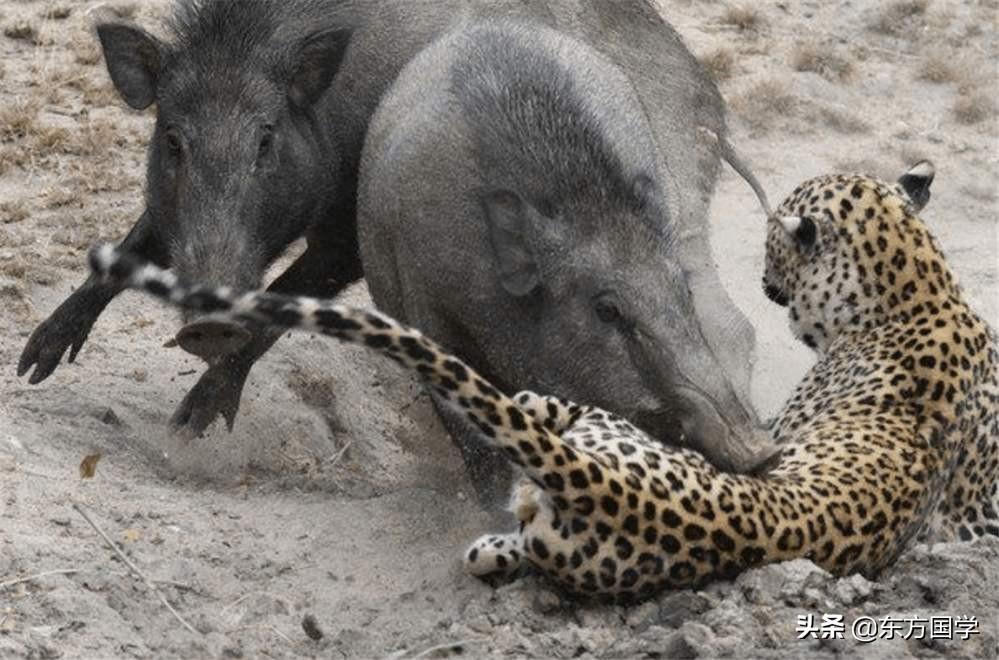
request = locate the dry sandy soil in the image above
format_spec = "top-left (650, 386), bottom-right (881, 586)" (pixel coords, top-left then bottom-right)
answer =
top-left (1, 0), bottom-right (997, 658)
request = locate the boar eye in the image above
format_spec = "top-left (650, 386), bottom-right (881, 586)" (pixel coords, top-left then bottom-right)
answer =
top-left (595, 298), bottom-right (621, 324)
top-left (165, 129), bottom-right (182, 154)
top-left (257, 126), bottom-right (274, 160)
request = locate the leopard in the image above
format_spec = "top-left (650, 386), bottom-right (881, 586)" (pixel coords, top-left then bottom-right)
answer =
top-left (763, 160), bottom-right (997, 545)
top-left (87, 160), bottom-right (996, 600)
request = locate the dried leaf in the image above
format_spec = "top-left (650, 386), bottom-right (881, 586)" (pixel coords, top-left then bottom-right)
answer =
top-left (79, 453), bottom-right (101, 479)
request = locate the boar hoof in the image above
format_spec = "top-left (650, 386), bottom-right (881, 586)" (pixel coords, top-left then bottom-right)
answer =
top-left (170, 361), bottom-right (250, 437)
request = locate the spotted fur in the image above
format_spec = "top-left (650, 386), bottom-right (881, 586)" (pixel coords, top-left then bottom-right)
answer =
top-left (764, 161), bottom-right (998, 545)
top-left (89, 165), bottom-right (997, 601)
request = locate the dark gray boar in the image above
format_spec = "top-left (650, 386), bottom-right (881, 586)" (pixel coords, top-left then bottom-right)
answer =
top-left (358, 16), bottom-right (767, 498)
top-left (18, 0), bottom-right (367, 434)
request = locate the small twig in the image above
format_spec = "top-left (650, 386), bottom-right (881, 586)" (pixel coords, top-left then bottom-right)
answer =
top-left (863, 44), bottom-right (919, 60)
top-left (106, 571), bottom-right (195, 592)
top-left (0, 567), bottom-right (194, 592)
top-left (16, 469), bottom-right (59, 481)
top-left (693, 23), bottom-right (742, 32)
top-left (43, 106), bottom-right (79, 118)
top-left (328, 440), bottom-right (353, 468)
top-left (71, 500), bottom-right (199, 636)
top-left (0, 568), bottom-right (80, 589)
top-left (154, 578), bottom-right (196, 592)
top-left (220, 591), bottom-right (292, 618)
top-left (220, 592), bottom-right (253, 616)
top-left (227, 624), bottom-right (294, 644)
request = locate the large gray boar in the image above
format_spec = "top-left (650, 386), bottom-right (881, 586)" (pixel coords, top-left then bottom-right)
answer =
top-left (18, 0), bottom-right (764, 487)
top-left (359, 12), bottom-right (767, 497)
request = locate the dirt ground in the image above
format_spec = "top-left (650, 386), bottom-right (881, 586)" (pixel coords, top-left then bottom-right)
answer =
top-left (1, 1), bottom-right (997, 658)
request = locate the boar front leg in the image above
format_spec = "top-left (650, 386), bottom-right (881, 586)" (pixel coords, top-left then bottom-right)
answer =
top-left (18, 209), bottom-right (165, 383)
top-left (429, 393), bottom-right (514, 508)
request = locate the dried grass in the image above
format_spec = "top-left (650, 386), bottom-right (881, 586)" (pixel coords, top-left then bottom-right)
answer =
top-left (0, 142), bottom-right (34, 174)
top-left (729, 79), bottom-right (797, 132)
top-left (79, 80), bottom-right (119, 107)
top-left (33, 126), bottom-right (73, 152)
top-left (4, 21), bottom-right (37, 42)
top-left (872, 0), bottom-right (929, 35)
top-left (68, 162), bottom-right (142, 195)
top-left (916, 49), bottom-right (970, 84)
top-left (52, 227), bottom-right (84, 248)
top-left (44, 186), bottom-right (83, 209)
top-left (0, 8), bottom-right (150, 285)
top-left (1, 201), bottom-right (30, 224)
top-left (36, 66), bottom-right (82, 106)
top-left (41, 6), bottom-right (72, 21)
top-left (0, 257), bottom-right (28, 280)
top-left (0, 147), bottom-right (16, 176)
top-left (0, 277), bottom-right (32, 321)
top-left (817, 107), bottom-right (869, 134)
top-left (721, 5), bottom-right (762, 33)
top-left (917, 57), bottom-right (958, 84)
top-left (74, 118), bottom-right (126, 156)
top-left (791, 44), bottom-right (855, 82)
top-left (0, 95), bottom-right (130, 174)
top-left (953, 88), bottom-right (994, 125)
top-left (701, 48), bottom-right (735, 82)
top-left (0, 100), bottom-right (41, 142)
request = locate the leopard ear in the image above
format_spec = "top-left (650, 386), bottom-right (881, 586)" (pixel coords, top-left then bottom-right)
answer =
top-left (897, 160), bottom-right (934, 213)
top-left (777, 215), bottom-right (817, 249)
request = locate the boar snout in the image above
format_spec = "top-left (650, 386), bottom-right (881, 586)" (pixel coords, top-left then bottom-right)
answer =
top-left (175, 318), bottom-right (251, 361)
top-left (168, 234), bottom-right (263, 361)
top-left (673, 386), bottom-right (777, 474)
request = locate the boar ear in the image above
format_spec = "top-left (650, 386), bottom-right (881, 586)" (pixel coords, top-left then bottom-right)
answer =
top-left (289, 28), bottom-right (352, 108)
top-left (897, 160), bottom-right (934, 213)
top-left (97, 23), bottom-right (164, 110)
top-left (481, 189), bottom-right (542, 297)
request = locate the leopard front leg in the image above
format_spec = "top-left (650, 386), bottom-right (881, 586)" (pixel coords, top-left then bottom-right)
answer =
top-left (463, 477), bottom-right (543, 578)
top-left (464, 532), bottom-right (526, 577)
